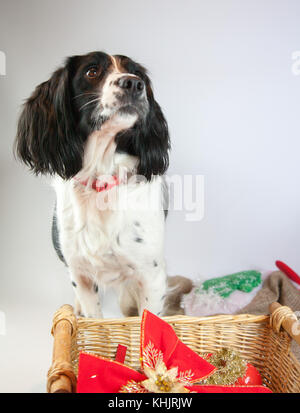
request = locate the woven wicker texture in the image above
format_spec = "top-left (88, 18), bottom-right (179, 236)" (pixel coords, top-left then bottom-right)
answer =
top-left (66, 312), bottom-right (300, 393)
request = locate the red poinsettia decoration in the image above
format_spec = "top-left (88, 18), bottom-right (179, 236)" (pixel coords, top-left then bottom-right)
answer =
top-left (76, 310), bottom-right (271, 393)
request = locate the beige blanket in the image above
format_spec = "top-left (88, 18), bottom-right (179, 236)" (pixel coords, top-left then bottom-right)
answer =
top-left (237, 271), bottom-right (300, 359)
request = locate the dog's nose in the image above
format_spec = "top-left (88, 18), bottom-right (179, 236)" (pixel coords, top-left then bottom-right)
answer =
top-left (118, 76), bottom-right (145, 97)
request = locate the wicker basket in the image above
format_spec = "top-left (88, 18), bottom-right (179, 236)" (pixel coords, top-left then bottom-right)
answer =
top-left (47, 302), bottom-right (300, 393)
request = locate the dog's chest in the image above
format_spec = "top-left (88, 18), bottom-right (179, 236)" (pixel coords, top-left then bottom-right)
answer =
top-left (54, 177), bottom-right (164, 279)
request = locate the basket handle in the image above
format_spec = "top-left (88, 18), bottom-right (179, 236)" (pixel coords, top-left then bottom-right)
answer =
top-left (47, 304), bottom-right (77, 393)
top-left (269, 302), bottom-right (300, 346)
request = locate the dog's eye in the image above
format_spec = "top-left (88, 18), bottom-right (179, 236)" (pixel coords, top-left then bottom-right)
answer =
top-left (86, 66), bottom-right (100, 79)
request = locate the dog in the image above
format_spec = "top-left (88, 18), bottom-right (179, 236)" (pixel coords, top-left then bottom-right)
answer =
top-left (15, 51), bottom-right (174, 318)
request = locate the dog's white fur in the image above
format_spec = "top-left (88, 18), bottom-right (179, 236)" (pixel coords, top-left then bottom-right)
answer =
top-left (53, 113), bottom-right (168, 318)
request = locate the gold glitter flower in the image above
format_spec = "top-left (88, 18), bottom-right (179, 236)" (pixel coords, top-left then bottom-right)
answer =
top-left (201, 348), bottom-right (247, 385)
top-left (141, 359), bottom-right (189, 393)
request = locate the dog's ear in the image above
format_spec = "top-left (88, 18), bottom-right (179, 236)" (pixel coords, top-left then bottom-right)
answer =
top-left (15, 59), bottom-right (83, 179)
top-left (116, 85), bottom-right (170, 181)
top-left (136, 98), bottom-right (170, 180)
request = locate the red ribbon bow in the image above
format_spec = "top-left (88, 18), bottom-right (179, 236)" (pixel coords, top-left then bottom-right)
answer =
top-left (77, 310), bottom-right (271, 393)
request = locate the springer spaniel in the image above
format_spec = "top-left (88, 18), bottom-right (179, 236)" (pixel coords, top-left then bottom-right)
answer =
top-left (15, 51), bottom-right (172, 318)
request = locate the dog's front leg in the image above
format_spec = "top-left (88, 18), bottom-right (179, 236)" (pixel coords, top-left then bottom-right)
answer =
top-left (138, 267), bottom-right (168, 316)
top-left (70, 271), bottom-right (102, 318)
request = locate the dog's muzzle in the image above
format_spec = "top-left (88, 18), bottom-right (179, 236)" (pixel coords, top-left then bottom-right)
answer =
top-left (117, 76), bottom-right (145, 99)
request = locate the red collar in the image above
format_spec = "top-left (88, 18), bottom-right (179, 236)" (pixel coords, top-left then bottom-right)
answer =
top-left (74, 175), bottom-right (120, 192)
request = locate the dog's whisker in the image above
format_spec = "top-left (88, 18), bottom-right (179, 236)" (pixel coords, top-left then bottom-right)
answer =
top-left (73, 92), bottom-right (99, 100)
top-left (79, 97), bottom-right (102, 111)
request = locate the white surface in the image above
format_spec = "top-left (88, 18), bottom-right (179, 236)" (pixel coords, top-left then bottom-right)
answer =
top-left (1, 0), bottom-right (300, 392)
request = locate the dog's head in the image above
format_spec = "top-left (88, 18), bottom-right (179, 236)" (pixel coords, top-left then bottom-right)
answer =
top-left (15, 51), bottom-right (170, 181)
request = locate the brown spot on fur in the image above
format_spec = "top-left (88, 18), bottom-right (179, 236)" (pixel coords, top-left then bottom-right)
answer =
top-left (125, 306), bottom-right (139, 317)
top-left (80, 275), bottom-right (93, 290)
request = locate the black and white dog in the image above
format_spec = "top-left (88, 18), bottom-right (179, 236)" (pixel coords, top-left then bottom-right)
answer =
top-left (15, 51), bottom-right (171, 318)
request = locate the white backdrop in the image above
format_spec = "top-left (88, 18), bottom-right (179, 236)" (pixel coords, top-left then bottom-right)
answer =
top-left (0, 0), bottom-right (300, 392)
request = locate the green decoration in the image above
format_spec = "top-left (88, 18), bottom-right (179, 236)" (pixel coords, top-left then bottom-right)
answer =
top-left (196, 270), bottom-right (261, 298)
